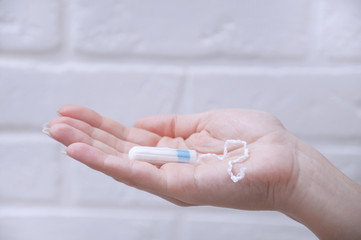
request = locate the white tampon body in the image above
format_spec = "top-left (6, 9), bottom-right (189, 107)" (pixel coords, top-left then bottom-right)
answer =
top-left (129, 146), bottom-right (198, 165)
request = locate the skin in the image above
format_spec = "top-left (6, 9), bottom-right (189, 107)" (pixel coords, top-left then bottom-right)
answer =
top-left (47, 105), bottom-right (361, 239)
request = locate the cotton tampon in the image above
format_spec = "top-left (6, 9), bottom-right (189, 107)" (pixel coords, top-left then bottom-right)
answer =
top-left (129, 146), bottom-right (198, 165)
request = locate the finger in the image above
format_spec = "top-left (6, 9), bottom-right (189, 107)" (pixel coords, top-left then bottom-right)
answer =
top-left (49, 116), bottom-right (136, 153)
top-left (58, 105), bottom-right (161, 146)
top-left (49, 123), bottom-right (120, 156)
top-left (134, 113), bottom-right (203, 138)
top-left (66, 142), bottom-right (194, 206)
top-left (66, 143), bottom-right (167, 192)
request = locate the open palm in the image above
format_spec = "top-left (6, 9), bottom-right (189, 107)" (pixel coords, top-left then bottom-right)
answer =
top-left (48, 105), bottom-right (298, 211)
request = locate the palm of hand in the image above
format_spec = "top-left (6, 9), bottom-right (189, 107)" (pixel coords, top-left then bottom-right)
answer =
top-left (49, 106), bottom-right (297, 210)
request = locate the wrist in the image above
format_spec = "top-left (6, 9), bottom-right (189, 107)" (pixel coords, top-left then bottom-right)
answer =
top-left (280, 139), bottom-right (361, 239)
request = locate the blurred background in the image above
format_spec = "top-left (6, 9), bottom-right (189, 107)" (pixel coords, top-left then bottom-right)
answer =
top-left (0, 0), bottom-right (360, 239)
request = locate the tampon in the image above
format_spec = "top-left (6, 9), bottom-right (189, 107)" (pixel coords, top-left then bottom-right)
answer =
top-left (129, 140), bottom-right (248, 182)
top-left (129, 146), bottom-right (198, 165)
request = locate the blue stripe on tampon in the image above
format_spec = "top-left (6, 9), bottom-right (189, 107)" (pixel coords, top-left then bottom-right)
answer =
top-left (177, 149), bottom-right (190, 163)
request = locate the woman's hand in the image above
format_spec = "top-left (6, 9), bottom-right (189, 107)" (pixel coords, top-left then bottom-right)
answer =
top-left (47, 105), bottom-right (296, 210)
top-left (47, 105), bottom-right (361, 239)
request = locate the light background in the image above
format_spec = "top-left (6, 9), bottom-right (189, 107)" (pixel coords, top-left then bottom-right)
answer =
top-left (1, 0), bottom-right (361, 239)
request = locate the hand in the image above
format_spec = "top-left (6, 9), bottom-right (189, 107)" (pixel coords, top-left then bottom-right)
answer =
top-left (47, 105), bottom-right (361, 239)
top-left (47, 105), bottom-right (296, 210)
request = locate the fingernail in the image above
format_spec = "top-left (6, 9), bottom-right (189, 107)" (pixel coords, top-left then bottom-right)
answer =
top-left (61, 149), bottom-right (68, 155)
top-left (57, 106), bottom-right (65, 116)
top-left (42, 123), bottom-right (50, 136)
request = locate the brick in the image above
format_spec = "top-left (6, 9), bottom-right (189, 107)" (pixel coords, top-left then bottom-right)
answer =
top-left (180, 209), bottom-right (317, 240)
top-left (73, 0), bottom-right (310, 58)
top-left (0, 66), bottom-right (183, 129)
top-left (0, 208), bottom-right (175, 240)
top-left (320, 0), bottom-right (361, 60)
top-left (0, 134), bottom-right (60, 203)
top-left (0, 0), bottom-right (60, 51)
top-left (183, 69), bottom-right (361, 139)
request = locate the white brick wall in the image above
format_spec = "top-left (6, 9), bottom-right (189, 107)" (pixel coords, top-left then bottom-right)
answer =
top-left (72, 0), bottom-right (310, 58)
top-left (1, 0), bottom-right (360, 239)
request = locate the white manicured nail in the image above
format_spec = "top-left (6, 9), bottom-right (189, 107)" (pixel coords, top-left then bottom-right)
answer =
top-left (42, 123), bottom-right (50, 136)
top-left (61, 149), bottom-right (68, 155)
